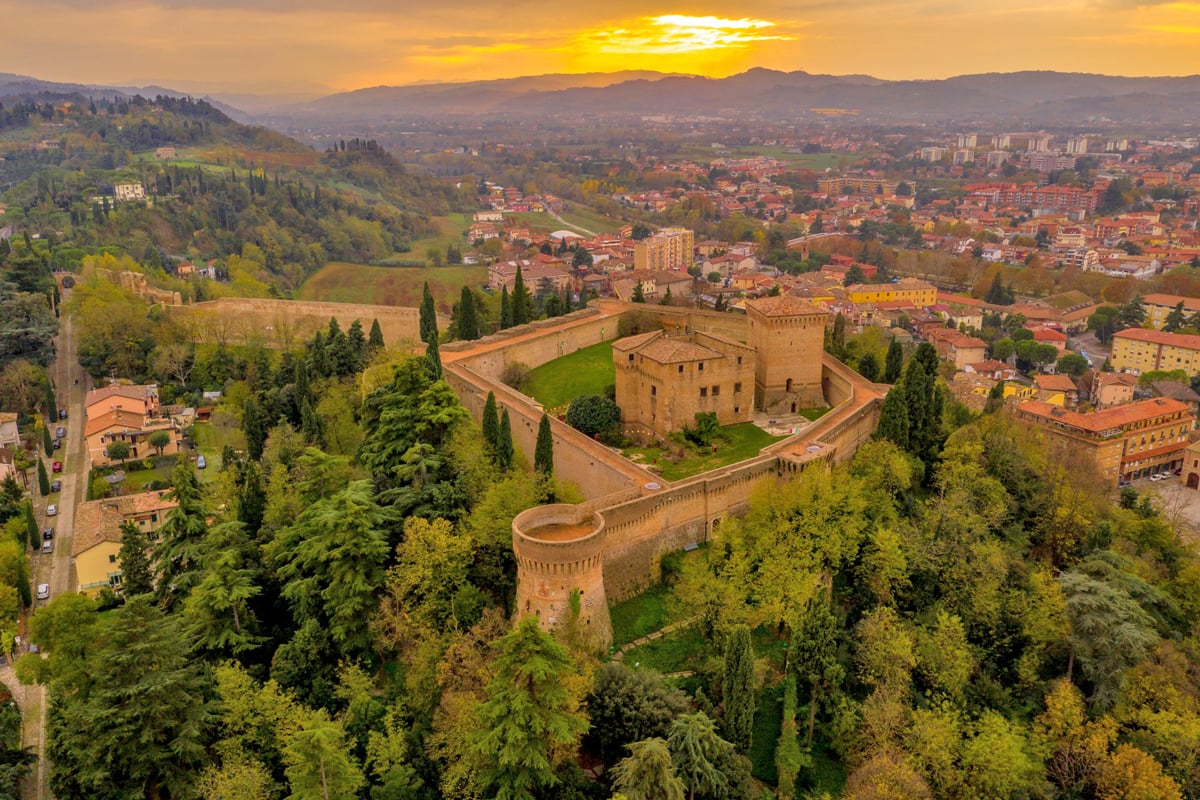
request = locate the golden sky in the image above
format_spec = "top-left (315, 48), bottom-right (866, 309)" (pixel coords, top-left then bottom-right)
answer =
top-left (8, 0), bottom-right (1200, 97)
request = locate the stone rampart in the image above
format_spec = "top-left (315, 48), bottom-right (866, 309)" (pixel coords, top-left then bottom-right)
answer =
top-left (171, 298), bottom-right (423, 349)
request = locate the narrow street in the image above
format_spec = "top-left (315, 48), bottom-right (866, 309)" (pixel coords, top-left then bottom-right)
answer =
top-left (2, 290), bottom-right (87, 800)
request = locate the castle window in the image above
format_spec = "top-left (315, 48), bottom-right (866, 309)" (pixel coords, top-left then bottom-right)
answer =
top-left (734, 406), bottom-right (740, 413)
top-left (734, 382), bottom-right (742, 393)
top-left (698, 362), bottom-right (704, 371)
top-left (678, 365), bottom-right (684, 374)
top-left (628, 354), bottom-right (634, 362)
top-left (712, 385), bottom-right (720, 396)
top-left (651, 385), bottom-right (657, 396)
top-left (700, 387), bottom-right (708, 398)
top-left (737, 356), bottom-right (743, 365)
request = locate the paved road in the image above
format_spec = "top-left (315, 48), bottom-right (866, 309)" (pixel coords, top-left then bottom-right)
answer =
top-left (15, 292), bottom-right (87, 800)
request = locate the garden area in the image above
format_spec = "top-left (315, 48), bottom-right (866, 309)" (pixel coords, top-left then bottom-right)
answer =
top-left (87, 454), bottom-right (177, 500)
top-left (522, 340), bottom-right (615, 413)
top-left (623, 422), bottom-right (785, 482)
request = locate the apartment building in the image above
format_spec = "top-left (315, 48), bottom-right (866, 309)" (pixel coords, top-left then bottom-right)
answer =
top-left (1110, 328), bottom-right (1200, 374)
top-left (633, 227), bottom-right (695, 271)
top-left (1015, 397), bottom-right (1195, 485)
top-left (846, 278), bottom-right (937, 306)
top-left (1142, 294), bottom-right (1200, 330)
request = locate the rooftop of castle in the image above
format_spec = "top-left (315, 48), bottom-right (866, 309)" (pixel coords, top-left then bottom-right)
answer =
top-left (745, 295), bottom-right (826, 318)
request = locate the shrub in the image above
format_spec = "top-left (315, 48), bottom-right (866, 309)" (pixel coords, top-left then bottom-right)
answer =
top-left (682, 412), bottom-right (720, 447)
top-left (566, 394), bottom-right (622, 438)
top-left (501, 362), bottom-right (532, 393)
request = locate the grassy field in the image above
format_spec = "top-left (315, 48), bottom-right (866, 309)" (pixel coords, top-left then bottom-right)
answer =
top-left (88, 455), bottom-right (177, 500)
top-left (402, 213), bottom-right (472, 263)
top-left (623, 423), bottom-right (785, 482)
top-left (621, 626), bottom-right (708, 673)
top-left (524, 340), bottom-right (616, 412)
top-left (298, 262), bottom-right (488, 313)
top-left (556, 203), bottom-right (624, 234)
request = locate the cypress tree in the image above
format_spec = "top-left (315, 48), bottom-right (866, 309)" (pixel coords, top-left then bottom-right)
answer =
top-left (37, 459), bottom-right (50, 496)
top-left (368, 319), bottom-right (385, 351)
top-left (534, 414), bottom-right (553, 476)
top-left (632, 281), bottom-right (646, 303)
top-left (42, 424), bottom-right (53, 456)
top-left (300, 398), bottom-right (323, 444)
top-left (419, 282), bottom-right (437, 343)
top-left (876, 380), bottom-right (910, 451)
top-left (43, 379), bottom-right (57, 420)
top-left (118, 521), bottom-right (154, 596)
top-left (347, 319), bottom-right (367, 371)
top-left (722, 625), bottom-right (756, 752)
top-left (482, 391), bottom-right (499, 451)
top-left (500, 286), bottom-right (513, 330)
top-left (512, 267), bottom-right (530, 325)
top-left (425, 335), bottom-right (442, 381)
top-left (24, 501), bottom-right (39, 550)
top-left (858, 352), bottom-right (880, 382)
top-left (884, 339), bottom-right (904, 383)
top-left (458, 285), bottom-right (480, 340)
top-left (496, 409), bottom-right (514, 470)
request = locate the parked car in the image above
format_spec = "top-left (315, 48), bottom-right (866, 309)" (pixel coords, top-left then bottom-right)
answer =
top-left (58, 408), bottom-right (68, 420)
top-left (42, 527), bottom-right (53, 540)
top-left (41, 540), bottom-right (52, 554)
top-left (196, 455), bottom-right (207, 469)
top-left (50, 479), bottom-right (61, 492)
top-left (46, 504), bottom-right (57, 516)
top-left (51, 461), bottom-right (62, 473)
top-left (56, 426), bottom-right (65, 438)
top-left (1150, 474), bottom-right (1164, 482)
top-left (52, 438), bottom-right (61, 450)
top-left (36, 584), bottom-right (49, 601)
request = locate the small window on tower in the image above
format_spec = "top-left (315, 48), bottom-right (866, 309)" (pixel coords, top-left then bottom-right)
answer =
top-left (700, 387), bottom-right (708, 398)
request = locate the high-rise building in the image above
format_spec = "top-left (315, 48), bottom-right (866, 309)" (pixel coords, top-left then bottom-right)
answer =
top-left (1066, 136), bottom-right (1089, 154)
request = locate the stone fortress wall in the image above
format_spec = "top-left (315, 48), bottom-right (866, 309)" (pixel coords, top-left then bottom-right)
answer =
top-left (171, 298), bottom-right (425, 350)
top-left (442, 300), bottom-right (884, 647)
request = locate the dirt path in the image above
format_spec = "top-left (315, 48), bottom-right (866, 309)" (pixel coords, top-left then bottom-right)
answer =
top-left (611, 615), bottom-right (700, 661)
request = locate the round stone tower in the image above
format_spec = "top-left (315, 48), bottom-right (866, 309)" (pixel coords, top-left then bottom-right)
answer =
top-left (512, 504), bottom-right (612, 648)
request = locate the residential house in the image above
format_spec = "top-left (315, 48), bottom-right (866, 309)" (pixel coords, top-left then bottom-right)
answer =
top-left (85, 409), bottom-right (179, 467)
top-left (1035, 374), bottom-right (1079, 405)
top-left (85, 384), bottom-right (160, 419)
top-left (1092, 372), bottom-right (1138, 408)
top-left (924, 328), bottom-right (988, 369)
top-left (0, 412), bottom-right (18, 451)
top-left (1151, 380), bottom-right (1200, 416)
top-left (0, 447), bottom-right (16, 485)
top-left (71, 490), bottom-right (178, 596)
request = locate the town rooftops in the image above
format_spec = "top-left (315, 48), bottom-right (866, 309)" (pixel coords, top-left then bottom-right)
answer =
top-left (1035, 374), bottom-right (1078, 392)
top-left (71, 490), bottom-right (178, 558)
top-left (85, 384), bottom-right (154, 408)
top-left (84, 409), bottom-right (146, 438)
top-left (1018, 396), bottom-right (1192, 433)
top-left (745, 295), bottom-right (825, 318)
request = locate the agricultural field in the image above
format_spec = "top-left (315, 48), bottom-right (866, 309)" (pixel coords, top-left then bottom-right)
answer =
top-left (298, 262), bottom-right (488, 313)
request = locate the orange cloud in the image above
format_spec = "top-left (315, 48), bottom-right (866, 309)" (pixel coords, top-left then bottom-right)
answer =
top-left (580, 14), bottom-right (796, 55)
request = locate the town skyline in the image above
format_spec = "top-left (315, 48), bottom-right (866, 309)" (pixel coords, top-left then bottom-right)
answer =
top-left (9, 0), bottom-right (1200, 98)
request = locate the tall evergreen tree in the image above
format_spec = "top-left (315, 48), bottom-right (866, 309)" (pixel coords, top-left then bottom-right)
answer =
top-left (37, 459), bottom-right (49, 497)
top-left (243, 393), bottom-right (269, 461)
top-left (512, 267), bottom-right (530, 326)
top-left (368, 318), bottom-right (385, 351)
top-left (482, 391), bottom-right (499, 452)
top-left (668, 713), bottom-right (732, 800)
top-left (183, 520), bottom-right (263, 656)
top-left (876, 381), bottom-right (911, 451)
top-left (500, 287), bottom-right (513, 330)
top-left (792, 596), bottom-right (844, 747)
top-left (534, 414), bottom-right (554, 476)
top-left (42, 424), bottom-right (53, 457)
top-left (632, 281), bottom-right (646, 303)
top-left (153, 463), bottom-right (210, 605)
top-left (858, 352), bottom-right (880, 382)
top-left (612, 738), bottom-right (685, 800)
top-left (24, 501), bottom-right (39, 550)
top-left (471, 616), bottom-right (588, 800)
top-left (346, 319), bottom-right (367, 371)
top-left (458, 285), bottom-right (480, 340)
top-left (884, 339), bottom-right (904, 383)
top-left (497, 409), bottom-right (514, 470)
top-left (721, 626), bottom-right (756, 752)
top-left (420, 282), bottom-right (438, 343)
top-left (425, 334), bottom-right (442, 381)
top-left (827, 312), bottom-right (847, 358)
top-left (118, 521), bottom-right (154, 596)
top-left (904, 342), bottom-right (944, 463)
top-left (1164, 301), bottom-right (1186, 333)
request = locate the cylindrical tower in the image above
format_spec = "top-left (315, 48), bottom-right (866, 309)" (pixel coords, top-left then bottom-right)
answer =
top-left (512, 504), bottom-right (612, 648)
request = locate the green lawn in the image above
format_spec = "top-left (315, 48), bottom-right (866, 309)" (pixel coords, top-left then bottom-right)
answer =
top-left (621, 625), bottom-right (708, 674)
top-left (556, 203), bottom-right (623, 234)
top-left (524, 340), bottom-right (616, 412)
top-left (623, 423), bottom-right (785, 482)
top-left (610, 584), bottom-right (674, 648)
top-left (88, 455), bottom-right (177, 500)
top-left (298, 262), bottom-right (488, 314)
top-left (191, 419), bottom-right (244, 471)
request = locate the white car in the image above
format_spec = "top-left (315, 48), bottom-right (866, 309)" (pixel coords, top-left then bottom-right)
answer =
top-left (36, 584), bottom-right (49, 601)
top-left (46, 504), bottom-right (57, 516)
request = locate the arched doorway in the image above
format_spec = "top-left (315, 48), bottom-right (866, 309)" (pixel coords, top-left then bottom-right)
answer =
top-left (1188, 473), bottom-right (1199, 490)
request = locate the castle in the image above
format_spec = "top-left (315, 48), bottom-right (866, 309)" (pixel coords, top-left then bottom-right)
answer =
top-left (440, 301), bottom-right (883, 648)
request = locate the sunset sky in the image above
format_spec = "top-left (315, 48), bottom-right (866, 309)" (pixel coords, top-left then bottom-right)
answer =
top-left (6, 0), bottom-right (1200, 97)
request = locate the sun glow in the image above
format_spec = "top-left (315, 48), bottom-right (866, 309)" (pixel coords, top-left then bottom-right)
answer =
top-left (584, 14), bottom-right (793, 55)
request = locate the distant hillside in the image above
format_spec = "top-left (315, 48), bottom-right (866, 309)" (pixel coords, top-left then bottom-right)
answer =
top-left (276, 67), bottom-right (1200, 123)
top-left (0, 72), bottom-right (247, 121)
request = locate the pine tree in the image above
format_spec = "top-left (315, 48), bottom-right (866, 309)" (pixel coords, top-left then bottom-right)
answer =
top-left (419, 282), bottom-right (438, 343)
top-left (346, 319), bottom-right (367, 371)
top-left (721, 626), bottom-right (756, 752)
top-left (660, 286), bottom-right (673, 305)
top-left (471, 616), bottom-right (588, 800)
top-left (612, 738), bottom-right (685, 800)
top-left (858, 352), bottom-right (880, 382)
top-left (792, 596), bottom-right (843, 747)
top-left (497, 409), bottom-right (514, 470)
top-left (42, 424), bottom-right (53, 457)
top-left (500, 286), bottom-right (513, 330)
top-left (368, 319), bottom-right (385, 351)
top-left (458, 285), bottom-right (480, 340)
top-left (512, 267), bottom-right (530, 325)
top-left (37, 459), bottom-right (50, 497)
top-left (482, 391), bottom-right (499, 452)
top-left (632, 281), bottom-right (646, 303)
top-left (668, 714), bottom-right (731, 800)
top-left (425, 335), bottom-right (442, 381)
top-left (884, 339), bottom-right (904, 383)
top-left (876, 381), bottom-right (911, 451)
top-left (827, 312), bottom-right (847, 359)
top-left (1164, 301), bottom-right (1186, 333)
top-left (534, 414), bottom-right (554, 476)
top-left (118, 521), bottom-right (154, 596)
